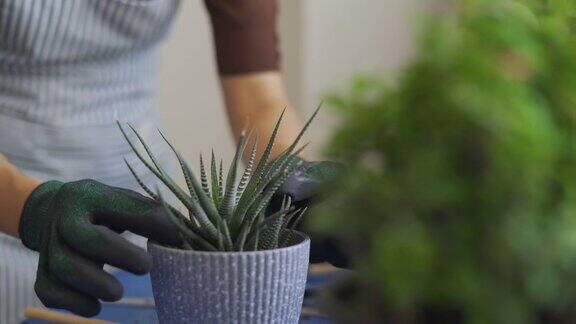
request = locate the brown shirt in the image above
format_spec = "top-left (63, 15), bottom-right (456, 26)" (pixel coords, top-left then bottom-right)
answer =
top-left (205, 0), bottom-right (280, 75)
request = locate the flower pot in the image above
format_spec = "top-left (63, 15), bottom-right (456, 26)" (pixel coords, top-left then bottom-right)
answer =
top-left (148, 232), bottom-right (310, 324)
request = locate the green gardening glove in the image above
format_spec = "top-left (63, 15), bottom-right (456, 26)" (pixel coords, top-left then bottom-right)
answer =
top-left (272, 158), bottom-right (346, 209)
top-left (19, 179), bottom-right (179, 317)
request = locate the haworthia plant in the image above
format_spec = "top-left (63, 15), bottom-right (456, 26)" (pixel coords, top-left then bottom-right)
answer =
top-left (118, 106), bottom-right (320, 251)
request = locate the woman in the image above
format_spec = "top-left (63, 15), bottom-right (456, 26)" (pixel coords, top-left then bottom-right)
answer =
top-left (0, 0), bottom-right (326, 321)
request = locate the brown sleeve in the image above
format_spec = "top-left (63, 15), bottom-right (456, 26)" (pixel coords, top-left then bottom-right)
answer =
top-left (204, 0), bottom-right (280, 75)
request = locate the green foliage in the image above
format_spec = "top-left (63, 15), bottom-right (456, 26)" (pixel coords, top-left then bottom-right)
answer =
top-left (312, 1), bottom-right (576, 323)
top-left (118, 108), bottom-right (319, 252)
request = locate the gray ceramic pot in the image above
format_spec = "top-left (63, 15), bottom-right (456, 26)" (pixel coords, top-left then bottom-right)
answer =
top-left (148, 232), bottom-right (310, 324)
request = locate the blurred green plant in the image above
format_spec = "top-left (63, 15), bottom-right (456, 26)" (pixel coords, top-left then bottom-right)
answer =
top-left (311, 0), bottom-right (576, 323)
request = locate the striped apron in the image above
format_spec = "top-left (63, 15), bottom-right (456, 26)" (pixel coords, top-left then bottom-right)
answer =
top-left (0, 1), bottom-right (181, 322)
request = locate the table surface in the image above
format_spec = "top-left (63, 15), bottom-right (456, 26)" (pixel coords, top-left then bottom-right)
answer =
top-left (25, 268), bottom-right (344, 323)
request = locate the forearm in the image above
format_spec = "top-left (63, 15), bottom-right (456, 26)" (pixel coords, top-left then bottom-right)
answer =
top-left (204, 0), bottom-right (300, 158)
top-left (220, 72), bottom-right (303, 160)
top-left (0, 154), bottom-right (40, 237)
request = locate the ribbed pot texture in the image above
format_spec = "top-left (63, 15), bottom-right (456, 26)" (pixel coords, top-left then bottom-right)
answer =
top-left (148, 232), bottom-right (310, 324)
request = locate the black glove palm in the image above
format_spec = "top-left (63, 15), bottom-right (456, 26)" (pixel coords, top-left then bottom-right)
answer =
top-left (19, 180), bottom-right (179, 317)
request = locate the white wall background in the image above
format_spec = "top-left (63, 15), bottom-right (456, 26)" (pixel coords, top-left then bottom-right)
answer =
top-left (158, 0), bottom-right (420, 164)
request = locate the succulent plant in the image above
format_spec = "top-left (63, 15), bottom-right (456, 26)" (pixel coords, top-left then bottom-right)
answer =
top-left (117, 107), bottom-right (319, 252)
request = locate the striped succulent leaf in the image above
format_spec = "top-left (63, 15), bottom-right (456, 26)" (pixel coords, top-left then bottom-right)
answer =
top-left (118, 122), bottom-right (219, 242)
top-left (123, 158), bottom-right (192, 227)
top-left (210, 151), bottom-right (221, 207)
top-left (237, 137), bottom-right (258, 202)
top-left (219, 132), bottom-right (249, 219)
top-left (279, 207), bottom-right (308, 248)
top-left (199, 154), bottom-right (211, 198)
top-left (218, 159), bottom-right (224, 200)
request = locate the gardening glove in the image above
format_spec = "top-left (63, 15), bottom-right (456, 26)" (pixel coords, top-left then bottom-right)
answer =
top-left (274, 158), bottom-right (345, 208)
top-left (270, 158), bottom-right (350, 268)
top-left (19, 179), bottom-right (180, 317)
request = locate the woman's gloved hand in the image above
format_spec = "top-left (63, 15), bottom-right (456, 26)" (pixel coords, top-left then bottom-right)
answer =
top-left (19, 179), bottom-right (179, 317)
top-left (270, 158), bottom-right (350, 268)
top-left (275, 159), bottom-right (345, 208)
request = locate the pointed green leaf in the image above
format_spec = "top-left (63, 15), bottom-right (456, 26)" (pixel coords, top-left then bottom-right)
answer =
top-left (157, 189), bottom-right (218, 251)
top-left (216, 216), bottom-right (224, 250)
top-left (210, 150), bottom-right (221, 207)
top-left (237, 136), bottom-right (258, 202)
top-left (127, 124), bottom-right (164, 173)
top-left (218, 159), bottom-right (224, 200)
top-left (259, 211), bottom-right (285, 250)
top-left (124, 158), bottom-right (158, 200)
top-left (158, 129), bottom-right (195, 197)
top-left (199, 154), bottom-right (211, 197)
top-left (119, 122), bottom-right (193, 209)
top-left (232, 110), bottom-right (285, 225)
top-left (279, 207), bottom-right (308, 248)
top-left (278, 103), bottom-right (322, 162)
top-left (244, 210), bottom-right (265, 251)
top-left (219, 133), bottom-right (249, 219)
top-left (259, 206), bottom-right (294, 233)
top-left (124, 158), bottom-right (191, 225)
top-left (159, 131), bottom-right (222, 226)
top-left (118, 122), bottom-right (219, 242)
